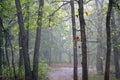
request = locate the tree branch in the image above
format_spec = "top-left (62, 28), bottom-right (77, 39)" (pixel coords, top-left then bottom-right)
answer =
top-left (49, 2), bottom-right (70, 17)
top-left (83, 0), bottom-right (93, 4)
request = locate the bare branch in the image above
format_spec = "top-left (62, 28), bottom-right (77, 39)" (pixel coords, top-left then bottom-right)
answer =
top-left (51, 0), bottom-right (70, 3)
top-left (83, 0), bottom-right (93, 4)
top-left (49, 2), bottom-right (70, 17)
top-left (50, 1), bottom-right (70, 16)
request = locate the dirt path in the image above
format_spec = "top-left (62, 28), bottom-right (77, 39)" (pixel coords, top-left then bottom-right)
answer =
top-left (48, 67), bottom-right (96, 80)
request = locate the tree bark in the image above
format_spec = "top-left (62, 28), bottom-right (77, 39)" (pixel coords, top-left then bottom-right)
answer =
top-left (78, 0), bottom-right (88, 80)
top-left (70, 0), bottom-right (78, 80)
top-left (19, 0), bottom-right (29, 68)
top-left (111, 10), bottom-right (120, 79)
top-left (19, 0), bottom-right (30, 68)
top-left (33, 0), bottom-right (44, 80)
top-left (18, 33), bottom-right (24, 68)
top-left (104, 0), bottom-right (113, 80)
top-left (95, 0), bottom-right (103, 75)
top-left (15, 0), bottom-right (32, 80)
top-left (7, 32), bottom-right (17, 79)
top-left (0, 17), bottom-right (4, 76)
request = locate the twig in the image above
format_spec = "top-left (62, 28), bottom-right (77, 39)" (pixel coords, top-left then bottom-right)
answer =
top-left (51, 0), bottom-right (70, 3)
top-left (49, 2), bottom-right (70, 17)
top-left (83, 0), bottom-right (93, 4)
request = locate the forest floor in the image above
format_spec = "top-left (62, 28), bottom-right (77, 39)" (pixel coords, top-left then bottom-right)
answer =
top-left (47, 64), bottom-right (96, 80)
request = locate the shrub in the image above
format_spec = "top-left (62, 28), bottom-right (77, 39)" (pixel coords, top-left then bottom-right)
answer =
top-left (38, 62), bottom-right (50, 80)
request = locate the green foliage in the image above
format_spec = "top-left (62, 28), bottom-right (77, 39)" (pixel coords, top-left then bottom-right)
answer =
top-left (88, 76), bottom-right (119, 80)
top-left (2, 66), bottom-right (25, 80)
top-left (2, 63), bottom-right (50, 80)
top-left (17, 66), bottom-right (25, 80)
top-left (116, 10), bottom-right (120, 15)
top-left (2, 66), bottom-right (10, 78)
top-left (38, 62), bottom-right (50, 80)
top-left (0, 0), bottom-right (15, 18)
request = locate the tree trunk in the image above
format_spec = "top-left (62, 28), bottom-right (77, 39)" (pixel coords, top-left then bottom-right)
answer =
top-left (95, 0), bottom-right (103, 75)
top-left (111, 10), bottom-right (120, 79)
top-left (25, 0), bottom-right (30, 67)
top-left (33, 0), bottom-right (44, 79)
top-left (8, 33), bottom-right (17, 79)
top-left (48, 48), bottom-right (51, 66)
top-left (70, 0), bottom-right (78, 80)
top-left (19, 0), bottom-right (29, 68)
top-left (58, 32), bottom-right (62, 63)
top-left (15, 0), bottom-right (32, 80)
top-left (78, 0), bottom-right (88, 80)
top-left (4, 35), bottom-right (10, 69)
top-left (113, 47), bottom-right (120, 78)
top-left (104, 0), bottom-right (113, 80)
top-left (0, 17), bottom-right (4, 76)
top-left (48, 28), bottom-right (52, 65)
top-left (18, 33), bottom-right (24, 68)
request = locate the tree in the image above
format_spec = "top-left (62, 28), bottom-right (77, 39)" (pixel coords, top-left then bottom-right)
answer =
top-left (111, 9), bottom-right (120, 79)
top-left (15, 0), bottom-right (32, 80)
top-left (33, 0), bottom-right (44, 79)
top-left (70, 0), bottom-right (78, 80)
top-left (104, 0), bottom-right (113, 80)
top-left (18, 32), bottom-right (24, 68)
top-left (0, 17), bottom-right (4, 77)
top-left (78, 0), bottom-right (88, 80)
top-left (19, 0), bottom-right (30, 69)
top-left (95, 0), bottom-right (103, 75)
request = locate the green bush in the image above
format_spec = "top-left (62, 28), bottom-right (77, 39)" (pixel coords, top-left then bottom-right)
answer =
top-left (2, 66), bottom-right (25, 80)
top-left (2, 62), bottom-right (50, 80)
top-left (38, 62), bottom-right (50, 80)
top-left (17, 66), bottom-right (25, 80)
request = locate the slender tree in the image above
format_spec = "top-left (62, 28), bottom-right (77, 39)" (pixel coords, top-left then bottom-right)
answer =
top-left (78, 0), bottom-right (88, 80)
top-left (0, 17), bottom-right (4, 77)
top-left (15, 0), bottom-right (32, 80)
top-left (19, 0), bottom-right (30, 68)
top-left (7, 31), bottom-right (17, 79)
top-left (33, 0), bottom-right (44, 79)
top-left (95, 0), bottom-right (103, 75)
top-left (70, 0), bottom-right (78, 80)
top-left (104, 0), bottom-right (113, 80)
top-left (18, 33), bottom-right (23, 67)
top-left (111, 10), bottom-right (120, 79)
top-left (18, 0), bottom-right (30, 73)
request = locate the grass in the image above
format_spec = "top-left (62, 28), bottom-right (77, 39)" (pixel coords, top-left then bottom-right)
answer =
top-left (88, 76), bottom-right (119, 80)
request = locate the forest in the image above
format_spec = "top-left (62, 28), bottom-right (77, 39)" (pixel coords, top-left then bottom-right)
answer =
top-left (0, 0), bottom-right (120, 80)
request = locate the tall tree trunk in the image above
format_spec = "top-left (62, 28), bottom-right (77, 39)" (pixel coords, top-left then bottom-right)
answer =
top-left (25, 0), bottom-right (30, 66)
top-left (0, 17), bottom-right (4, 77)
top-left (70, 0), bottom-right (78, 80)
top-left (48, 48), bottom-right (51, 66)
top-left (111, 10), bottom-right (120, 79)
top-left (15, 0), bottom-right (32, 80)
top-left (95, 0), bottom-right (103, 75)
top-left (58, 32), bottom-right (62, 63)
top-left (8, 33), bottom-right (16, 79)
top-left (104, 0), bottom-right (113, 80)
top-left (78, 0), bottom-right (88, 80)
top-left (33, 0), bottom-right (44, 79)
top-left (48, 28), bottom-right (52, 66)
top-left (19, 0), bottom-right (29, 68)
top-left (18, 33), bottom-right (24, 68)
top-left (4, 33), bottom-right (10, 70)
top-left (19, 0), bottom-right (29, 69)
